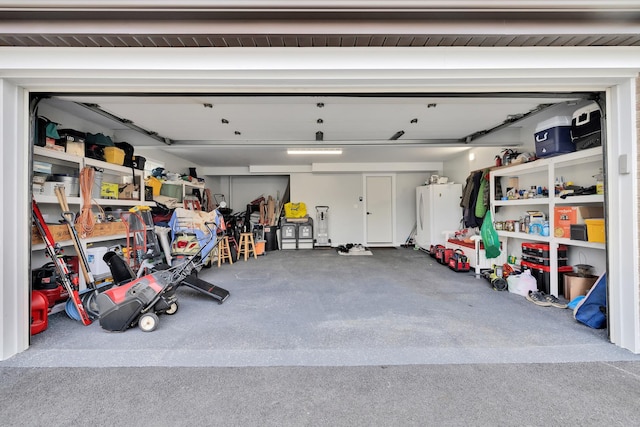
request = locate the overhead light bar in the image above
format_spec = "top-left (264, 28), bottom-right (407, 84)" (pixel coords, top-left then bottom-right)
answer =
top-left (287, 148), bottom-right (342, 155)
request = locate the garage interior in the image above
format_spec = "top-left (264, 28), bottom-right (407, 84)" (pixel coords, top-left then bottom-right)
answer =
top-left (12, 87), bottom-right (622, 367)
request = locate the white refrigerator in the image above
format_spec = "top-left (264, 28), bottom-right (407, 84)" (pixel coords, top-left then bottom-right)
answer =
top-left (415, 183), bottom-right (463, 250)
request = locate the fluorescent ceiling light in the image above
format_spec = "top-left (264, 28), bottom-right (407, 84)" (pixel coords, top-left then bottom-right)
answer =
top-left (287, 148), bottom-right (343, 155)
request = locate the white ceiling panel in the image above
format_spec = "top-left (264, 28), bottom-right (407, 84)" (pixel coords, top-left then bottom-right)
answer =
top-left (47, 94), bottom-right (586, 168)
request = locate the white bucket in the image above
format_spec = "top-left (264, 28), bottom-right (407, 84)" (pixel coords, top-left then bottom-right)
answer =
top-left (86, 247), bottom-right (110, 277)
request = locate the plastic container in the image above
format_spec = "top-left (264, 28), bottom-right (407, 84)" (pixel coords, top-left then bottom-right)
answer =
top-left (92, 170), bottom-right (104, 199)
top-left (145, 176), bottom-right (163, 196)
top-left (521, 261), bottom-right (574, 295)
top-left (86, 247), bottom-right (111, 277)
top-left (254, 240), bottom-right (266, 256)
top-left (585, 218), bottom-right (605, 243)
top-left (104, 146), bottom-right (125, 165)
top-left (30, 290), bottom-right (49, 335)
top-left (534, 116), bottom-right (575, 157)
top-left (47, 175), bottom-right (79, 197)
top-left (159, 182), bottom-right (183, 201)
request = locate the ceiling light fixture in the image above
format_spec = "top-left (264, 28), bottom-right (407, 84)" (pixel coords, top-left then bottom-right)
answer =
top-left (316, 131), bottom-right (324, 141)
top-left (317, 118), bottom-right (324, 124)
top-left (411, 118), bottom-right (418, 123)
top-left (234, 131), bottom-right (241, 135)
top-left (317, 103), bottom-right (324, 108)
top-left (390, 130), bottom-right (405, 140)
top-left (287, 148), bottom-right (342, 155)
top-left (221, 118), bottom-right (229, 124)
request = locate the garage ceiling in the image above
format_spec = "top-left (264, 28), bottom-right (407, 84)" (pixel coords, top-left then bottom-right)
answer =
top-left (43, 94), bottom-right (588, 167)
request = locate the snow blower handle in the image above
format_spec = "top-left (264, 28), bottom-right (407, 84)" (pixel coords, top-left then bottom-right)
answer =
top-left (204, 221), bottom-right (216, 234)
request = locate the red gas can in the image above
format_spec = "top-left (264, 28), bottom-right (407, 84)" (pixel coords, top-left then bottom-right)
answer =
top-left (31, 290), bottom-right (49, 335)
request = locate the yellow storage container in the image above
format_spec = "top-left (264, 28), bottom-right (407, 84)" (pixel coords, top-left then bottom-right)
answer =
top-left (585, 218), bottom-right (605, 243)
top-left (104, 147), bottom-right (125, 165)
top-left (145, 176), bottom-right (163, 196)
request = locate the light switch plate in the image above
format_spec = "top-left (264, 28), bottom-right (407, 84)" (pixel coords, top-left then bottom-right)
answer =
top-left (619, 154), bottom-right (630, 174)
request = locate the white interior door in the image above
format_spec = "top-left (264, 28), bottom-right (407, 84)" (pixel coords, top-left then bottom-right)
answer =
top-left (365, 175), bottom-right (394, 245)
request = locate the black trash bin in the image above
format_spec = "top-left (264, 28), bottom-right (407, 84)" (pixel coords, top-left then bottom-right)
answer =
top-left (264, 226), bottom-right (279, 251)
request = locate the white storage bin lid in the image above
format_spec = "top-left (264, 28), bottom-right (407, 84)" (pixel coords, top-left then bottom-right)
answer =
top-left (535, 116), bottom-right (572, 133)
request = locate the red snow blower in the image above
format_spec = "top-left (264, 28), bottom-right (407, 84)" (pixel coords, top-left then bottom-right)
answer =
top-left (95, 221), bottom-right (228, 332)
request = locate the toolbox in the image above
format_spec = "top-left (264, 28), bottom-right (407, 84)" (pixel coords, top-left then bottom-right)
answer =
top-left (521, 260), bottom-right (574, 295)
top-left (521, 254), bottom-right (568, 267)
top-left (429, 244), bottom-right (444, 258)
top-left (448, 250), bottom-right (470, 272)
top-left (521, 242), bottom-right (568, 258)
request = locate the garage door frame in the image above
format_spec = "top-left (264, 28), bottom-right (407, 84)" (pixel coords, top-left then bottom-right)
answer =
top-left (0, 46), bottom-right (638, 359)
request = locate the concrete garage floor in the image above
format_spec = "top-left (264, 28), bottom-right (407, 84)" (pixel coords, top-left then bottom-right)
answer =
top-left (2, 248), bottom-right (640, 426)
top-left (5, 247), bottom-right (636, 367)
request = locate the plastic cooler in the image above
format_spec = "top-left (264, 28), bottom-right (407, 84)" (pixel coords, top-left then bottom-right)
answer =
top-left (571, 102), bottom-right (602, 150)
top-left (534, 116), bottom-right (575, 157)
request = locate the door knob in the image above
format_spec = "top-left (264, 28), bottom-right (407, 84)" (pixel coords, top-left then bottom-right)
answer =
top-left (366, 212), bottom-right (371, 215)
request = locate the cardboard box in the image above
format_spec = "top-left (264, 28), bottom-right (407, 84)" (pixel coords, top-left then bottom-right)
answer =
top-left (554, 206), bottom-right (577, 238)
top-left (45, 139), bottom-right (65, 152)
top-left (578, 206), bottom-right (605, 221)
top-left (564, 273), bottom-right (598, 301)
top-left (118, 183), bottom-right (139, 200)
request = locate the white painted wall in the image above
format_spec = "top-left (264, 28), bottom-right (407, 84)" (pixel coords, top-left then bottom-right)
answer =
top-left (290, 173), bottom-right (364, 245)
top-left (225, 175), bottom-right (289, 214)
top-left (290, 171), bottom-right (430, 246)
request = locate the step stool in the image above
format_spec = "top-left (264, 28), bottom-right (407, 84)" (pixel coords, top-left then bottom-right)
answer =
top-left (217, 236), bottom-right (234, 267)
top-left (237, 232), bottom-right (257, 261)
